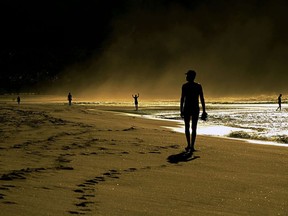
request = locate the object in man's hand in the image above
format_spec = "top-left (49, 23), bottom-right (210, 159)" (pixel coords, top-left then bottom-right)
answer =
top-left (201, 112), bottom-right (208, 121)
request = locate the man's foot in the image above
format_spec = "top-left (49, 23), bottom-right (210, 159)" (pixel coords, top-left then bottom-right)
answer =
top-left (186, 146), bottom-right (196, 152)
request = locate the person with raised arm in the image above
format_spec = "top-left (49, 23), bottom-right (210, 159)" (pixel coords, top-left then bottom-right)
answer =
top-left (132, 93), bottom-right (139, 111)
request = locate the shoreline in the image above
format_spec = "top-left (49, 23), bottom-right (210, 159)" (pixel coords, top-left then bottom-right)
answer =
top-left (111, 108), bottom-right (288, 148)
top-left (2, 100), bottom-right (287, 146)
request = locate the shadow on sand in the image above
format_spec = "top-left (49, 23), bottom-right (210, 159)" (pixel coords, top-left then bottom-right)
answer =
top-left (167, 151), bottom-right (200, 164)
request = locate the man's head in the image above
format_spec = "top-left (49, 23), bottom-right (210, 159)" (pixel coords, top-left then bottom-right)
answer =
top-left (186, 70), bottom-right (196, 82)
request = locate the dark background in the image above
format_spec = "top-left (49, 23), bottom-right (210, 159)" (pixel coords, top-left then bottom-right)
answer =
top-left (1, 0), bottom-right (288, 99)
top-left (0, 0), bottom-right (128, 93)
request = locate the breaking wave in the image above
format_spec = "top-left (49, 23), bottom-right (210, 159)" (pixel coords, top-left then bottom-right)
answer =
top-left (228, 131), bottom-right (288, 144)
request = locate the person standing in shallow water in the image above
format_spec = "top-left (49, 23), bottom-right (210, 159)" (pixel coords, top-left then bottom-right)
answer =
top-left (276, 94), bottom-right (282, 111)
top-left (68, 92), bottom-right (72, 106)
top-left (17, 96), bottom-right (20, 105)
top-left (132, 93), bottom-right (139, 111)
top-left (180, 70), bottom-right (207, 153)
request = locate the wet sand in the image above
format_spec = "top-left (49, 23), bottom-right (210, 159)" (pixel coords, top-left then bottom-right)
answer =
top-left (0, 103), bottom-right (287, 215)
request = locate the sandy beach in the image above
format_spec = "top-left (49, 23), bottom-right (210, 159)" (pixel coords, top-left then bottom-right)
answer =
top-left (0, 103), bottom-right (287, 216)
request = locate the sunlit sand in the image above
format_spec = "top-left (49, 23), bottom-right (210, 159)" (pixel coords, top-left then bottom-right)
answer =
top-left (0, 103), bottom-right (287, 215)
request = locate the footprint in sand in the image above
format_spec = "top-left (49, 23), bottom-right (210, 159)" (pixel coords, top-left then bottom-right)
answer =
top-left (2, 201), bottom-right (16, 204)
top-left (56, 156), bottom-right (71, 163)
top-left (148, 151), bottom-right (161, 154)
top-left (75, 201), bottom-right (94, 207)
top-left (73, 189), bottom-right (84, 193)
top-left (77, 194), bottom-right (95, 201)
top-left (124, 167), bottom-right (137, 172)
top-left (77, 196), bottom-right (87, 201)
top-left (84, 179), bottom-right (98, 185)
top-left (68, 210), bottom-right (81, 215)
top-left (141, 166), bottom-right (151, 170)
top-left (56, 165), bottom-right (74, 170)
top-left (122, 126), bottom-right (136, 131)
top-left (0, 171), bottom-right (26, 180)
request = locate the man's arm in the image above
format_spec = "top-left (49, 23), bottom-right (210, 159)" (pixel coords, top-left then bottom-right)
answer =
top-left (180, 86), bottom-right (185, 118)
top-left (200, 85), bottom-right (206, 113)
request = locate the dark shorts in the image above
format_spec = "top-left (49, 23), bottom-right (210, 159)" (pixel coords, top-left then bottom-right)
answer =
top-left (183, 106), bottom-right (199, 117)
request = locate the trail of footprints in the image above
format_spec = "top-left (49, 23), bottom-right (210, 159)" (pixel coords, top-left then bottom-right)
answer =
top-left (68, 166), bottom-right (151, 215)
top-left (0, 167), bottom-right (48, 205)
top-left (0, 184), bottom-right (16, 204)
top-left (0, 110), bottom-right (182, 213)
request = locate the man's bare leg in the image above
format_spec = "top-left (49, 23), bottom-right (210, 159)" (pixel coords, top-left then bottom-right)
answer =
top-left (191, 114), bottom-right (199, 151)
top-left (184, 115), bottom-right (191, 151)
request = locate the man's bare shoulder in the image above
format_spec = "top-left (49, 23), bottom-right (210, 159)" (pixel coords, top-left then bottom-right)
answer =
top-left (182, 82), bottom-right (202, 88)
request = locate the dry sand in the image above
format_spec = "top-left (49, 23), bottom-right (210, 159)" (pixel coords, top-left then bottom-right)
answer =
top-left (0, 103), bottom-right (287, 215)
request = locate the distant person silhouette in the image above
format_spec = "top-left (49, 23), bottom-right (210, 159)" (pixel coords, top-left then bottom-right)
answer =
top-left (132, 93), bottom-right (139, 111)
top-left (180, 70), bottom-right (207, 153)
top-left (68, 92), bottom-right (72, 106)
top-left (276, 94), bottom-right (282, 111)
top-left (17, 96), bottom-right (20, 105)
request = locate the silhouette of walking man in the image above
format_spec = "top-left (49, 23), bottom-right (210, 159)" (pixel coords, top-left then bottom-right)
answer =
top-left (17, 96), bottom-right (20, 105)
top-left (132, 93), bottom-right (139, 111)
top-left (68, 92), bottom-right (72, 106)
top-left (276, 94), bottom-right (282, 111)
top-left (180, 70), bottom-right (206, 153)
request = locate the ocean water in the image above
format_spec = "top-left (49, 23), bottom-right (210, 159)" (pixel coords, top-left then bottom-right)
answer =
top-left (141, 103), bottom-right (288, 146)
top-left (80, 100), bottom-right (288, 146)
